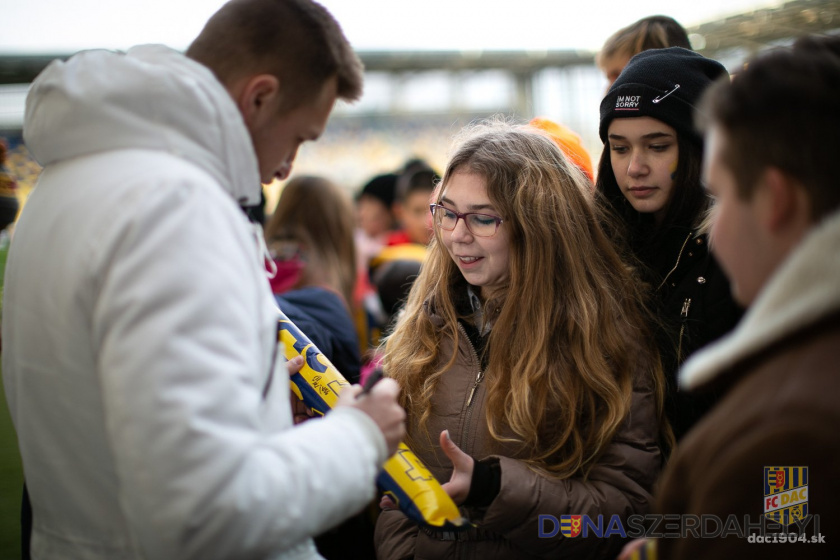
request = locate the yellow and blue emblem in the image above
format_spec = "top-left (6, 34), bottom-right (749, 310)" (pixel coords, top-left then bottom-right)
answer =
top-left (764, 466), bottom-right (808, 525)
top-left (560, 515), bottom-right (582, 538)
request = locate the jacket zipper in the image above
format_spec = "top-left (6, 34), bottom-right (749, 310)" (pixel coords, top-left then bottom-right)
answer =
top-left (657, 232), bottom-right (693, 292)
top-left (457, 322), bottom-right (484, 455)
top-left (676, 297), bottom-right (692, 384)
top-left (455, 324), bottom-right (485, 555)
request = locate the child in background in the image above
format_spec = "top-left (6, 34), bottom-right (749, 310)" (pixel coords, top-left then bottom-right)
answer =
top-left (371, 165), bottom-right (439, 327)
top-left (529, 117), bottom-right (595, 187)
top-left (354, 172), bottom-right (398, 266)
top-left (265, 175), bottom-right (362, 383)
top-left (388, 164), bottom-right (438, 246)
top-left (597, 15), bottom-right (691, 88)
top-left (266, 175), bottom-right (380, 559)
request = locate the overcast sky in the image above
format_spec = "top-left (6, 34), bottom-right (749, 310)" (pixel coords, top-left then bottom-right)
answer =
top-left (2, 0), bottom-right (782, 54)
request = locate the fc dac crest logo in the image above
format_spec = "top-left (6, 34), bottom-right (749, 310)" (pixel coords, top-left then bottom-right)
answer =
top-left (560, 515), bottom-right (582, 537)
top-left (764, 466), bottom-right (808, 525)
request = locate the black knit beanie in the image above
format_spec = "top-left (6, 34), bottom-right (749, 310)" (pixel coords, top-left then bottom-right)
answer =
top-left (599, 47), bottom-right (728, 144)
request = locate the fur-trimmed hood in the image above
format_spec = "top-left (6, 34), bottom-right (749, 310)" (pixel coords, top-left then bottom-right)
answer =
top-left (681, 209), bottom-right (840, 390)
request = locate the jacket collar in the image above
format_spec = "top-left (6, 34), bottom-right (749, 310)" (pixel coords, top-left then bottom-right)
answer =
top-left (425, 287), bottom-right (503, 330)
top-left (681, 209), bottom-right (840, 390)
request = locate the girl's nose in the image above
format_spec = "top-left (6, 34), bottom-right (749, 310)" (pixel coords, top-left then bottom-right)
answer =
top-left (449, 217), bottom-right (473, 242)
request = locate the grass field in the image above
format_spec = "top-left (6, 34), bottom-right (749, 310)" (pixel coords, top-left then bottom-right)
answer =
top-left (0, 369), bottom-right (23, 559)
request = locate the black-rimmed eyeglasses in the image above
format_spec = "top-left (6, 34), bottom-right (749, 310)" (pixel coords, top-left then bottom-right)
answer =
top-left (429, 203), bottom-right (504, 238)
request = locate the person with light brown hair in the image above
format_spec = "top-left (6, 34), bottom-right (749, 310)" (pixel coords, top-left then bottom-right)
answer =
top-left (3, 1), bottom-right (405, 559)
top-left (597, 15), bottom-right (691, 87)
top-left (267, 176), bottom-right (357, 306)
top-left (374, 120), bottom-right (670, 559)
top-left (265, 175), bottom-right (362, 380)
top-left (267, 175), bottom-right (381, 558)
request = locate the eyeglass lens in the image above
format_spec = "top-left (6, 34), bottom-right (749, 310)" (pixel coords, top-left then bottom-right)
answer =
top-left (432, 205), bottom-right (499, 237)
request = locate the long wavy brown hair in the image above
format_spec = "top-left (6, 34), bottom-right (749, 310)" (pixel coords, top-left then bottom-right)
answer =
top-left (265, 175), bottom-right (357, 306)
top-left (382, 120), bottom-right (669, 478)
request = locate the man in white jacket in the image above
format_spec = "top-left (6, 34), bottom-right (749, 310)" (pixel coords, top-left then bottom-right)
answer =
top-left (2, 1), bottom-right (405, 559)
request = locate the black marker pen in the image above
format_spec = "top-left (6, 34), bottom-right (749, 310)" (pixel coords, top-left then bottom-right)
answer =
top-left (361, 367), bottom-right (384, 395)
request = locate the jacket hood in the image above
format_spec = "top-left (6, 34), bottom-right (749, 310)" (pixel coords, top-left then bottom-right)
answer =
top-left (24, 45), bottom-right (261, 207)
top-left (681, 209), bottom-right (840, 390)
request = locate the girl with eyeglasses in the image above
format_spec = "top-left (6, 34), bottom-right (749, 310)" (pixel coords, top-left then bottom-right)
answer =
top-left (374, 120), bottom-right (669, 559)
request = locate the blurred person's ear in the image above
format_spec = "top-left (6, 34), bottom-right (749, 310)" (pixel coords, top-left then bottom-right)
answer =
top-left (232, 74), bottom-right (282, 129)
top-left (760, 167), bottom-right (811, 234)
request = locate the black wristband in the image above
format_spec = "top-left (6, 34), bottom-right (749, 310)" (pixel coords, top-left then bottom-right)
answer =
top-left (464, 457), bottom-right (501, 507)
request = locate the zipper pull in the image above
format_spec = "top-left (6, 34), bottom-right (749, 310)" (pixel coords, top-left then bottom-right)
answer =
top-left (681, 298), bottom-right (692, 319)
top-left (466, 371), bottom-right (485, 407)
top-left (467, 385), bottom-right (478, 407)
top-left (676, 298), bottom-right (692, 376)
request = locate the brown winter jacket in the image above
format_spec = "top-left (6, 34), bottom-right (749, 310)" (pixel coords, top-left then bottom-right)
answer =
top-left (655, 210), bottom-right (840, 559)
top-left (374, 307), bottom-right (665, 560)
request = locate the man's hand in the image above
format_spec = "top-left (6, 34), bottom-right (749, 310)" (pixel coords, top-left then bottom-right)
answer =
top-left (335, 378), bottom-right (405, 458)
top-left (290, 395), bottom-right (316, 425)
top-left (286, 356), bottom-right (316, 424)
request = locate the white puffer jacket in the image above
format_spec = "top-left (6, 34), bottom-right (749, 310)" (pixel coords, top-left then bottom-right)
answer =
top-left (2, 45), bottom-right (386, 560)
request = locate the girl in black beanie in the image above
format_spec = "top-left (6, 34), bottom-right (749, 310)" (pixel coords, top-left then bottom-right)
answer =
top-left (596, 47), bottom-right (743, 443)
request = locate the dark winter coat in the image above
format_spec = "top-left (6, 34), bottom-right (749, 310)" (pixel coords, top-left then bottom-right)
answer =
top-left (655, 211), bottom-right (840, 559)
top-left (374, 301), bottom-right (664, 559)
top-left (276, 287), bottom-right (362, 383)
top-left (645, 226), bottom-right (743, 440)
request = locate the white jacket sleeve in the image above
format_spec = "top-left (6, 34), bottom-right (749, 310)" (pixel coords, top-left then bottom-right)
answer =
top-left (91, 178), bottom-right (386, 560)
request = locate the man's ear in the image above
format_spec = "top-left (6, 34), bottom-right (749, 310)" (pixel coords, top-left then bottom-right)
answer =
top-left (760, 167), bottom-right (810, 233)
top-left (234, 74), bottom-right (281, 129)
